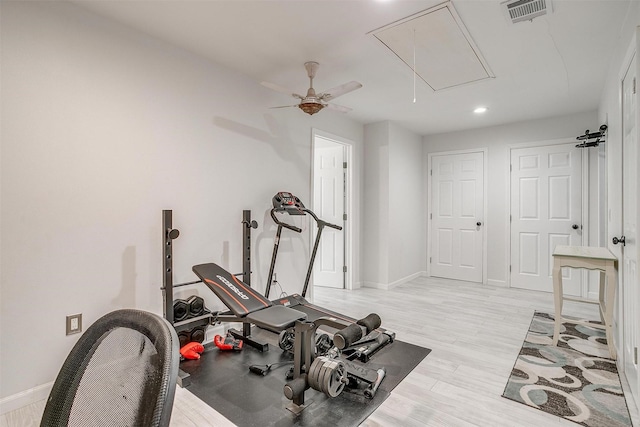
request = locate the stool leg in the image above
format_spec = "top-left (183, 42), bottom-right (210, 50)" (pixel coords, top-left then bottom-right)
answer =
top-left (552, 262), bottom-right (563, 346)
top-left (598, 270), bottom-right (606, 324)
top-left (603, 263), bottom-right (617, 359)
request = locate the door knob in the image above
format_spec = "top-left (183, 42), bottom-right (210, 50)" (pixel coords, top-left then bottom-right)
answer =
top-left (571, 224), bottom-right (579, 230)
top-left (613, 236), bottom-right (626, 246)
top-left (476, 221), bottom-right (482, 227)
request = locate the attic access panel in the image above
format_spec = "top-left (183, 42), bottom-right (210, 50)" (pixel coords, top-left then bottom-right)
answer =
top-left (370, 1), bottom-right (494, 91)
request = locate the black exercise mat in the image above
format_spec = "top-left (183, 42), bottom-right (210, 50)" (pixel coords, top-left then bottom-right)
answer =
top-left (180, 328), bottom-right (431, 427)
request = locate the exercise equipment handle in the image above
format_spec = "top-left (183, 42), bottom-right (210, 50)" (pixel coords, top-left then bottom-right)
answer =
top-left (333, 313), bottom-right (381, 349)
top-left (304, 209), bottom-right (342, 231)
top-left (322, 219), bottom-right (343, 231)
top-left (270, 209), bottom-right (302, 233)
top-left (357, 313), bottom-right (382, 332)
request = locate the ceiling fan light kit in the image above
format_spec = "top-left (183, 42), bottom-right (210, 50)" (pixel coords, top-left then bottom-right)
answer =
top-left (262, 61), bottom-right (362, 116)
top-left (299, 102), bottom-right (324, 115)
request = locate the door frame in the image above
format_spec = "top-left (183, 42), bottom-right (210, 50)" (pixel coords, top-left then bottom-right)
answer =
top-left (506, 138), bottom-right (590, 290)
top-left (311, 128), bottom-right (353, 291)
top-left (426, 148), bottom-right (488, 284)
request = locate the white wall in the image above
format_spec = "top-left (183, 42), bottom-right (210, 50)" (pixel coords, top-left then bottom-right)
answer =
top-left (388, 123), bottom-right (425, 284)
top-left (423, 110), bottom-right (598, 286)
top-left (362, 121), bottom-right (424, 288)
top-left (362, 122), bottom-right (389, 286)
top-left (0, 1), bottom-right (364, 401)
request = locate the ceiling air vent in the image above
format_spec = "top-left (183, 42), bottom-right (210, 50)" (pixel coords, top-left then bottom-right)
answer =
top-left (502, 0), bottom-right (552, 24)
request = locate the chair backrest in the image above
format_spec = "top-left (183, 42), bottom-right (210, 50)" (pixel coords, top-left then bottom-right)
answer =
top-left (40, 309), bottom-right (180, 427)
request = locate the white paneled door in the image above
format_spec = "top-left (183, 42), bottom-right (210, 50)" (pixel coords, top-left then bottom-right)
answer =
top-left (620, 52), bottom-right (638, 403)
top-left (312, 136), bottom-right (345, 289)
top-left (430, 152), bottom-right (484, 283)
top-left (510, 144), bottom-right (582, 295)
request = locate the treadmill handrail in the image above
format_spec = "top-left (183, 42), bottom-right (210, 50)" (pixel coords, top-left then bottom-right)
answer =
top-left (302, 208), bottom-right (343, 231)
top-left (267, 205), bottom-right (343, 299)
top-left (270, 208), bottom-right (302, 233)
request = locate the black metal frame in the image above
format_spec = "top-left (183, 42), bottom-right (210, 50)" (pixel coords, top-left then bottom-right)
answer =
top-left (161, 209), bottom-right (268, 353)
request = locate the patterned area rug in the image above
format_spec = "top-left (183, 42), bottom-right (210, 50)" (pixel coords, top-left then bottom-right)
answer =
top-left (502, 311), bottom-right (632, 426)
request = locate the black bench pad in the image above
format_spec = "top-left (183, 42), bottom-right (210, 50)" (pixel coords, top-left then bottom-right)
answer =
top-left (246, 305), bottom-right (306, 330)
top-left (193, 263), bottom-right (272, 317)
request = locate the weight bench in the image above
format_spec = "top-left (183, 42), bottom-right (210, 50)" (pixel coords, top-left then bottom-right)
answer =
top-left (192, 263), bottom-right (307, 351)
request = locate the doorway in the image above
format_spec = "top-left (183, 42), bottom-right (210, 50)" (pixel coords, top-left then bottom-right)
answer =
top-left (311, 130), bottom-right (352, 290)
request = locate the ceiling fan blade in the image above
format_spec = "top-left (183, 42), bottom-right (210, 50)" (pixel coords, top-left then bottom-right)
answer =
top-left (268, 104), bottom-right (299, 109)
top-left (325, 102), bottom-right (352, 113)
top-left (318, 81), bottom-right (362, 101)
top-left (261, 81), bottom-right (304, 100)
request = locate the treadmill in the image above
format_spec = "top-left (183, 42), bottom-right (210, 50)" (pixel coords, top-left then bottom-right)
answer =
top-left (265, 192), bottom-right (394, 361)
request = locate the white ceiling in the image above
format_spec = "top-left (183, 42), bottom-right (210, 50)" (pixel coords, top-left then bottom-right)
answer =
top-left (69, 0), bottom-right (632, 136)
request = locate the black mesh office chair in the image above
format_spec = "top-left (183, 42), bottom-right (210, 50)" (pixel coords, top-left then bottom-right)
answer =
top-left (40, 309), bottom-right (180, 427)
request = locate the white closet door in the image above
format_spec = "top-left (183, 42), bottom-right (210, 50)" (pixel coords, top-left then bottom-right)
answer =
top-left (430, 152), bottom-right (484, 283)
top-left (510, 143), bottom-right (582, 294)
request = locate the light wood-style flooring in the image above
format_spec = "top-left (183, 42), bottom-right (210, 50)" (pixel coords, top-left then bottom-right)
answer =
top-left (2, 276), bottom-right (639, 426)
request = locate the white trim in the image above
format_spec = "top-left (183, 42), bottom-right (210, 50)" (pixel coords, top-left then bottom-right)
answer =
top-left (487, 279), bottom-right (508, 288)
top-left (426, 147), bottom-right (488, 284)
top-left (0, 382), bottom-right (52, 415)
top-left (311, 128), bottom-right (354, 291)
top-left (363, 271), bottom-right (425, 290)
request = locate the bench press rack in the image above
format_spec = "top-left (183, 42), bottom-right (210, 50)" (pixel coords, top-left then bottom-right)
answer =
top-left (161, 209), bottom-right (274, 386)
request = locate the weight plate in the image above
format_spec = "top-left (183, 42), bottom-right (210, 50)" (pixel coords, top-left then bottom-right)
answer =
top-left (317, 361), bottom-right (332, 395)
top-left (278, 330), bottom-right (294, 351)
top-left (326, 361), bottom-right (346, 397)
top-left (308, 357), bottom-right (324, 391)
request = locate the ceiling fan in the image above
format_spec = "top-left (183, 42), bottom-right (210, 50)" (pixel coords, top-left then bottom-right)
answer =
top-left (261, 61), bottom-right (362, 115)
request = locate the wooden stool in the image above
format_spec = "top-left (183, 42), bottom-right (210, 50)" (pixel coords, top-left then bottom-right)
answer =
top-left (551, 245), bottom-right (618, 359)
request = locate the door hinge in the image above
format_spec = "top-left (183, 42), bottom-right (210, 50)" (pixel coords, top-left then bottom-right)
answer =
top-left (634, 77), bottom-right (637, 95)
top-left (509, 265), bottom-right (512, 272)
top-left (635, 347), bottom-right (638, 365)
top-left (343, 213), bottom-right (347, 221)
top-left (430, 257), bottom-right (432, 264)
top-left (510, 164), bottom-right (512, 172)
top-left (343, 161), bottom-right (347, 169)
top-left (510, 215), bottom-right (512, 222)
top-left (430, 213), bottom-right (432, 220)
top-left (430, 169), bottom-right (432, 176)
top-left (343, 265), bottom-right (347, 273)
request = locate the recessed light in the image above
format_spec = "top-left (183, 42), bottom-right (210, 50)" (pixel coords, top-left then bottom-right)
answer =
top-left (474, 106), bottom-right (488, 114)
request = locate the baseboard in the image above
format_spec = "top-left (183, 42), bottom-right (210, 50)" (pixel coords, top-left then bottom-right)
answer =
top-left (487, 279), bottom-right (508, 287)
top-left (0, 382), bottom-right (52, 415)
top-left (362, 281), bottom-right (389, 290)
top-left (363, 271), bottom-right (425, 290)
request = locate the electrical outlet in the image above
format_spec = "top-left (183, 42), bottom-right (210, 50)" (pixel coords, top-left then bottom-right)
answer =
top-left (66, 313), bottom-right (82, 336)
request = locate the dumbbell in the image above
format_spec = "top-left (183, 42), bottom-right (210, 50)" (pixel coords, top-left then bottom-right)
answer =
top-left (187, 295), bottom-right (205, 317)
top-left (190, 326), bottom-right (206, 343)
top-left (173, 299), bottom-right (189, 322)
top-left (178, 330), bottom-right (191, 348)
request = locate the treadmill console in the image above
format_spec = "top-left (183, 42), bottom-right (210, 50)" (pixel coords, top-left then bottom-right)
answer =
top-left (272, 192), bottom-right (306, 215)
